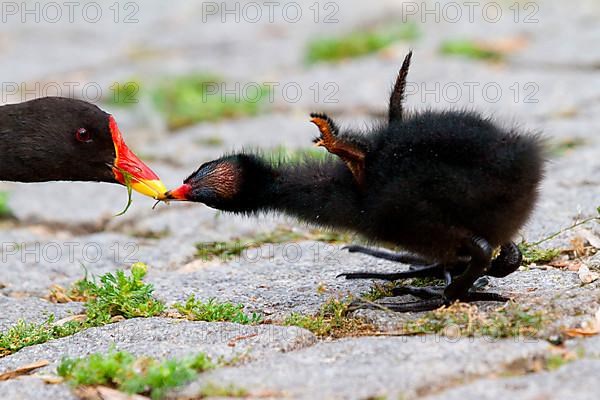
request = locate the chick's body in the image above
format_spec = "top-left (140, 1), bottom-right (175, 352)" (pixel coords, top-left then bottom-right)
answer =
top-left (357, 110), bottom-right (543, 262)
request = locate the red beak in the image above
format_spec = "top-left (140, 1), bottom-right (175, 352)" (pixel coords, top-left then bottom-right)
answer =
top-left (109, 116), bottom-right (168, 199)
top-left (165, 183), bottom-right (192, 201)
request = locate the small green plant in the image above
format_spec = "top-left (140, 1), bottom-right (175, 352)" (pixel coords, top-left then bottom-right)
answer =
top-left (404, 302), bottom-right (545, 338)
top-left (152, 73), bottom-right (270, 130)
top-left (196, 241), bottom-right (248, 261)
top-left (1, 265), bottom-right (164, 357)
top-left (58, 348), bottom-right (214, 400)
top-left (174, 296), bottom-right (261, 325)
top-left (83, 263), bottom-right (165, 325)
top-left (439, 39), bottom-right (503, 61)
top-left (361, 282), bottom-right (395, 301)
top-left (284, 297), bottom-right (376, 338)
top-left (0, 191), bottom-right (13, 219)
top-left (306, 23), bottom-right (419, 64)
top-left (0, 315), bottom-right (82, 356)
top-left (519, 208), bottom-right (600, 264)
top-left (518, 242), bottom-right (561, 265)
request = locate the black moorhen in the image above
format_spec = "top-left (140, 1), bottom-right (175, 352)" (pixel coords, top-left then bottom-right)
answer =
top-left (0, 97), bottom-right (167, 199)
top-left (165, 52), bottom-right (545, 312)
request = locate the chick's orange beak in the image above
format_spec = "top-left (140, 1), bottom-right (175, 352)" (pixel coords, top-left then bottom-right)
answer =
top-left (109, 116), bottom-right (168, 200)
top-left (164, 183), bottom-right (192, 201)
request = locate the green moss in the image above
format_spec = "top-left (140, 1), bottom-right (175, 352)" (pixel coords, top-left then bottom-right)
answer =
top-left (152, 73), bottom-right (270, 130)
top-left (361, 282), bottom-right (396, 301)
top-left (57, 348), bottom-right (214, 400)
top-left (196, 382), bottom-right (249, 398)
top-left (306, 23), bottom-right (419, 64)
top-left (518, 242), bottom-right (561, 265)
top-left (130, 229), bottom-right (171, 240)
top-left (196, 241), bottom-right (247, 262)
top-left (195, 226), bottom-right (350, 261)
top-left (0, 191), bottom-right (13, 219)
top-left (174, 296), bottom-right (262, 325)
top-left (440, 39), bottom-right (503, 61)
top-left (0, 315), bottom-right (82, 357)
top-left (404, 302), bottom-right (546, 338)
top-left (284, 297), bottom-right (376, 338)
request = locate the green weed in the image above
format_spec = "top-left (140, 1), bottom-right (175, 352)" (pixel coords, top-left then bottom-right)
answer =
top-left (306, 23), bottom-right (419, 64)
top-left (0, 315), bottom-right (81, 357)
top-left (0, 191), bottom-right (13, 219)
top-left (152, 74), bottom-right (270, 130)
top-left (174, 296), bottom-right (262, 325)
top-left (83, 263), bottom-right (164, 325)
top-left (439, 39), bottom-right (503, 61)
top-left (2, 264), bottom-right (164, 357)
top-left (58, 348), bottom-right (214, 400)
top-left (284, 297), bottom-right (376, 338)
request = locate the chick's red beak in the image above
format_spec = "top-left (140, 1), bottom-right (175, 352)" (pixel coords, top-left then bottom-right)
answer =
top-left (109, 116), bottom-right (168, 200)
top-left (165, 183), bottom-right (192, 201)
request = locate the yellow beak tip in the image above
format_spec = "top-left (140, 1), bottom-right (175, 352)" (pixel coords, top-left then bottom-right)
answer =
top-left (131, 180), bottom-right (169, 200)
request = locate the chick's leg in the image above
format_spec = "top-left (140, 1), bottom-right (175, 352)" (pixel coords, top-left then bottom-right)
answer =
top-left (444, 236), bottom-right (493, 301)
top-left (347, 239), bottom-right (513, 313)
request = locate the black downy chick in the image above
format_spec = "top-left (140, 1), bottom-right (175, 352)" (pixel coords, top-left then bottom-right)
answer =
top-left (167, 52), bottom-right (544, 312)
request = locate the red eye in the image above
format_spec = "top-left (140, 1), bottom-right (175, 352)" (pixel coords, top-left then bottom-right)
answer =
top-left (75, 128), bottom-right (92, 143)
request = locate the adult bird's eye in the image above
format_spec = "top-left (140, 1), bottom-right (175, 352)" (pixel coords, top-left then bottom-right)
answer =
top-left (75, 128), bottom-right (92, 143)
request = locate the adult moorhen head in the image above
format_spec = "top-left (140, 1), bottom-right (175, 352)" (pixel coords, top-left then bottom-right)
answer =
top-left (0, 97), bottom-right (167, 199)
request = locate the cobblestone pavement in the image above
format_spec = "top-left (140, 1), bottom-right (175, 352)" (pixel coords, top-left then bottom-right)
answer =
top-left (1, 1), bottom-right (599, 399)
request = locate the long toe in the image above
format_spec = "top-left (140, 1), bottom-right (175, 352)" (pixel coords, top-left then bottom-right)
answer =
top-left (464, 291), bottom-right (511, 303)
top-left (375, 298), bottom-right (447, 312)
top-left (342, 245), bottom-right (430, 265)
top-left (337, 272), bottom-right (413, 281)
top-left (347, 299), bottom-right (388, 312)
top-left (391, 285), bottom-right (444, 299)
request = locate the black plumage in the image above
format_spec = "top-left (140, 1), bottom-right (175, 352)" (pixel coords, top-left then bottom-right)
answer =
top-left (1, 97), bottom-right (116, 183)
top-left (168, 52), bottom-right (545, 312)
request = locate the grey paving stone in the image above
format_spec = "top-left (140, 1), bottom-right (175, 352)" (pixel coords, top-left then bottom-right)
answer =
top-left (0, 317), bottom-right (316, 375)
top-left (176, 336), bottom-right (551, 400)
top-left (423, 359), bottom-right (600, 400)
top-left (0, 376), bottom-right (76, 400)
top-left (150, 241), bottom-right (379, 318)
top-left (0, 295), bottom-right (84, 331)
